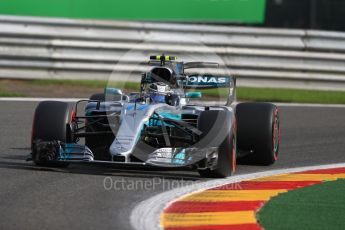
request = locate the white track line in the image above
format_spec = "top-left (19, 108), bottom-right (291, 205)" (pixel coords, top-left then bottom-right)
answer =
top-left (1, 97), bottom-right (345, 108)
top-left (130, 163), bottom-right (345, 230)
top-left (0, 97), bottom-right (85, 102)
top-left (275, 102), bottom-right (345, 108)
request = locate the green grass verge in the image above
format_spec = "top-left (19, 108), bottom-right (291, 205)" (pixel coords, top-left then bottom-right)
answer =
top-left (181, 86), bottom-right (345, 104)
top-left (3, 79), bottom-right (345, 104)
top-left (257, 179), bottom-right (345, 230)
top-left (28, 79), bottom-right (139, 91)
top-left (237, 87), bottom-right (345, 104)
top-left (0, 89), bottom-right (24, 97)
top-left (0, 92), bottom-right (23, 97)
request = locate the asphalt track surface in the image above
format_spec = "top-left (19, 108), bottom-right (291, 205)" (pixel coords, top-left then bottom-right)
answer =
top-left (1, 101), bottom-right (345, 230)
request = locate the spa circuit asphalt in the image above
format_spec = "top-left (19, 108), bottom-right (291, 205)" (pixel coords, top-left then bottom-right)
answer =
top-left (0, 101), bottom-right (345, 230)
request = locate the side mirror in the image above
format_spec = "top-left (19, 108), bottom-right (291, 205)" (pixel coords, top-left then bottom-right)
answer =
top-left (185, 92), bottom-right (202, 99)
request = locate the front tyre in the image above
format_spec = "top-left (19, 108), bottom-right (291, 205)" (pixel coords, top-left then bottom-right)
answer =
top-left (197, 110), bottom-right (236, 178)
top-left (236, 102), bottom-right (280, 165)
top-left (31, 101), bottom-right (74, 166)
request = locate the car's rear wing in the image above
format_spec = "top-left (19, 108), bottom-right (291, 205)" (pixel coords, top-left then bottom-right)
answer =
top-left (183, 74), bottom-right (234, 89)
top-left (182, 74), bottom-right (236, 106)
top-left (184, 62), bottom-right (219, 70)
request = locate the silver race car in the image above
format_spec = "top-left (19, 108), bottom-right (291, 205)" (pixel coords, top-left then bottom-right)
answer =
top-left (31, 55), bottom-right (280, 178)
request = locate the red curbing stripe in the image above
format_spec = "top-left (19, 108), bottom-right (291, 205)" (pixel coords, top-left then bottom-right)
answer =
top-left (210, 181), bottom-right (321, 190)
top-left (164, 201), bottom-right (264, 213)
top-left (161, 167), bottom-right (345, 230)
top-left (293, 167), bottom-right (345, 174)
top-left (165, 224), bottom-right (262, 230)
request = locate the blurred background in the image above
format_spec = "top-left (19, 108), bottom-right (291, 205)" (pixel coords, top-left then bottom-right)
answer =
top-left (2, 0), bottom-right (345, 30)
top-left (265, 0), bottom-right (345, 31)
top-left (0, 0), bottom-right (345, 103)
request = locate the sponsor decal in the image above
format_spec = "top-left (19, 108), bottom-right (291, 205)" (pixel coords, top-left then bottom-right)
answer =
top-left (149, 148), bottom-right (187, 165)
top-left (186, 75), bottom-right (231, 88)
top-left (153, 148), bottom-right (173, 159)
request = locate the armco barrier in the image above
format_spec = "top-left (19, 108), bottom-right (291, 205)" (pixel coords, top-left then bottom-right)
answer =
top-left (1, 15), bottom-right (345, 91)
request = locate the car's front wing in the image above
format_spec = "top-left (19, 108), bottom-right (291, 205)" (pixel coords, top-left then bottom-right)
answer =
top-left (32, 140), bottom-right (219, 170)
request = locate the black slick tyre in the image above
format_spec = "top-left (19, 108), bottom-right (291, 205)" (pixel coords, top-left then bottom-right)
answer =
top-left (89, 93), bottom-right (105, 101)
top-left (236, 102), bottom-right (280, 165)
top-left (197, 110), bottom-right (236, 178)
top-left (85, 93), bottom-right (112, 160)
top-left (31, 101), bottom-right (74, 167)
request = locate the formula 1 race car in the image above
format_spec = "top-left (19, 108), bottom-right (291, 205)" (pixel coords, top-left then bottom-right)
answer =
top-left (31, 55), bottom-right (280, 178)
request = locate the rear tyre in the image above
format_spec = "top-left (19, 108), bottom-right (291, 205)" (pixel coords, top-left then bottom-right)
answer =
top-left (85, 93), bottom-right (112, 160)
top-left (31, 101), bottom-right (74, 167)
top-left (197, 110), bottom-right (236, 178)
top-left (236, 102), bottom-right (280, 165)
top-left (90, 93), bottom-right (105, 101)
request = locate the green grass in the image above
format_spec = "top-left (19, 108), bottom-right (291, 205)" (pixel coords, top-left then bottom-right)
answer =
top-left (237, 87), bottom-right (345, 104)
top-left (3, 79), bottom-right (345, 104)
top-left (257, 179), bottom-right (345, 230)
top-left (187, 87), bottom-right (345, 104)
top-left (28, 79), bottom-right (140, 91)
top-left (0, 89), bottom-right (24, 97)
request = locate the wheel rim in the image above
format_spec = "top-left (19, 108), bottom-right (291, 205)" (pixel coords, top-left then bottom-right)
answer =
top-left (70, 110), bottom-right (76, 123)
top-left (272, 108), bottom-right (280, 160)
top-left (68, 110), bottom-right (77, 143)
top-left (231, 119), bottom-right (237, 173)
top-left (232, 135), bottom-right (236, 173)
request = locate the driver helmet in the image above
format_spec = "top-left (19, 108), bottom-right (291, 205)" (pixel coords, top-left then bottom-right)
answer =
top-left (147, 82), bottom-right (171, 103)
